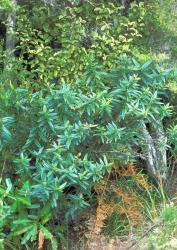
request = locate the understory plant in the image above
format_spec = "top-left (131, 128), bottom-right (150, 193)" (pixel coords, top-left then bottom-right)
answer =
top-left (13, 1), bottom-right (145, 84)
top-left (0, 57), bottom-right (176, 249)
top-left (148, 203), bottom-right (177, 249)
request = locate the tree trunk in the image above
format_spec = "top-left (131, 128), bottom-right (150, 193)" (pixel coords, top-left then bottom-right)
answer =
top-left (5, 0), bottom-right (16, 59)
top-left (141, 120), bottom-right (167, 180)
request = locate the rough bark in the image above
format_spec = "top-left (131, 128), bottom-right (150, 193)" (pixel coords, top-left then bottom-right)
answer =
top-left (151, 121), bottom-right (167, 175)
top-left (141, 120), bottom-right (167, 180)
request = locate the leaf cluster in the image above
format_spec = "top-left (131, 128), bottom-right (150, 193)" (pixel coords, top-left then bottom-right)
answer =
top-left (13, 1), bottom-right (145, 84)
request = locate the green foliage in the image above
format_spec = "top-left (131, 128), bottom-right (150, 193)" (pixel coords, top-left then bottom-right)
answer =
top-left (148, 203), bottom-right (177, 249)
top-left (0, 0), bottom-right (12, 11)
top-left (167, 125), bottom-right (177, 155)
top-left (137, 0), bottom-right (177, 56)
top-left (171, 45), bottom-right (177, 58)
top-left (0, 57), bottom-right (176, 247)
top-left (146, 0), bottom-right (177, 38)
top-left (14, 1), bottom-right (145, 84)
top-left (0, 0), bottom-right (176, 247)
top-left (129, 0), bottom-right (177, 70)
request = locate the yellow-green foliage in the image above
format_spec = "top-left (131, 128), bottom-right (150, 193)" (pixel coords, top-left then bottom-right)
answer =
top-left (142, 0), bottom-right (177, 47)
top-left (0, 0), bottom-right (12, 11)
top-left (16, 2), bottom-right (145, 84)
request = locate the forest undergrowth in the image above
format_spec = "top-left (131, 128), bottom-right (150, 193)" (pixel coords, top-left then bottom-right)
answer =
top-left (0, 0), bottom-right (177, 250)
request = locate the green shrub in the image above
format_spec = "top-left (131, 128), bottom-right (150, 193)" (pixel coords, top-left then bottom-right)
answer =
top-left (14, 1), bottom-right (145, 85)
top-left (0, 57), bottom-right (176, 248)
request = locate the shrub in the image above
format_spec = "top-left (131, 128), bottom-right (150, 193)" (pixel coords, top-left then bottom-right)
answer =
top-left (14, 1), bottom-right (145, 84)
top-left (0, 57), bottom-right (176, 248)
